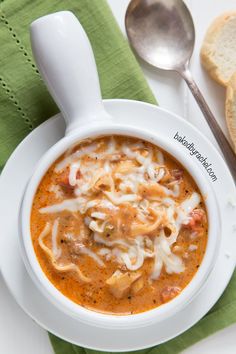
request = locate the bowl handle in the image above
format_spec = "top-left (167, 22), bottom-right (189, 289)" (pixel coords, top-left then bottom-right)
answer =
top-left (30, 11), bottom-right (111, 135)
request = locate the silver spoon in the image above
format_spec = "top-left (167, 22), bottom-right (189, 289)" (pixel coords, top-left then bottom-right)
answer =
top-left (125, 0), bottom-right (236, 179)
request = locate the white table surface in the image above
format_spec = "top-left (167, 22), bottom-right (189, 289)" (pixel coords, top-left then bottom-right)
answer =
top-left (0, 0), bottom-right (235, 353)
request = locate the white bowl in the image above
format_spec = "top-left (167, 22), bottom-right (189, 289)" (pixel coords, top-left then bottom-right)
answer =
top-left (20, 119), bottom-right (221, 329)
top-left (19, 11), bottom-right (220, 330)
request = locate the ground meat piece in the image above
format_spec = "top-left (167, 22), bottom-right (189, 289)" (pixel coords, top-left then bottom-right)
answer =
top-left (57, 169), bottom-right (81, 194)
top-left (187, 208), bottom-right (206, 231)
top-left (68, 241), bottom-right (85, 255)
top-left (160, 286), bottom-right (181, 303)
top-left (171, 169), bottom-right (183, 181)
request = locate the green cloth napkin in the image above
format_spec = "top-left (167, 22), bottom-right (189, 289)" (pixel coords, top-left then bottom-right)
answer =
top-left (0, 0), bottom-right (155, 170)
top-left (0, 0), bottom-right (235, 353)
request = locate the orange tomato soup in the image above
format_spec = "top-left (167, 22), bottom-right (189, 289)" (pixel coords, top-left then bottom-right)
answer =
top-left (31, 136), bottom-right (207, 315)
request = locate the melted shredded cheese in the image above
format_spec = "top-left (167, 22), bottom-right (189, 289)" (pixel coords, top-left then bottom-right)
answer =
top-left (104, 191), bottom-right (140, 204)
top-left (55, 143), bottom-right (98, 172)
top-left (37, 137), bottom-right (204, 283)
top-left (151, 231), bottom-right (185, 280)
top-left (79, 246), bottom-right (105, 267)
top-left (69, 161), bottom-right (81, 186)
top-left (177, 192), bottom-right (201, 226)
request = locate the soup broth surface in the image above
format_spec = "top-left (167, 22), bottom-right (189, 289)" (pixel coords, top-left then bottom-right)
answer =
top-left (31, 136), bottom-right (208, 314)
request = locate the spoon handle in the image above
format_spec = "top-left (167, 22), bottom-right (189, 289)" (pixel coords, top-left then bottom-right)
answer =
top-left (180, 67), bottom-right (236, 181)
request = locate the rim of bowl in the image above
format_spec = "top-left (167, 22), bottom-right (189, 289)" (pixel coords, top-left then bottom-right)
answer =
top-left (20, 123), bottom-right (221, 329)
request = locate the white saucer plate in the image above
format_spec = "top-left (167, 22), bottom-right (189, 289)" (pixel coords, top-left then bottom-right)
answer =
top-left (0, 100), bottom-right (235, 352)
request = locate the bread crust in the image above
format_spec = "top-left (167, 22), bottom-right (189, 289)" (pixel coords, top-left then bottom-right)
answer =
top-left (226, 73), bottom-right (236, 152)
top-left (200, 11), bottom-right (236, 87)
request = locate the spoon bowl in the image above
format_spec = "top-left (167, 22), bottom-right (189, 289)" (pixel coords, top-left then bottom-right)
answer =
top-left (125, 0), bottom-right (236, 179)
top-left (125, 0), bottom-right (195, 71)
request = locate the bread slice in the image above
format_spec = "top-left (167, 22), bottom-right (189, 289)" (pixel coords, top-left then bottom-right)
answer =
top-left (201, 11), bottom-right (236, 87)
top-left (226, 72), bottom-right (236, 152)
